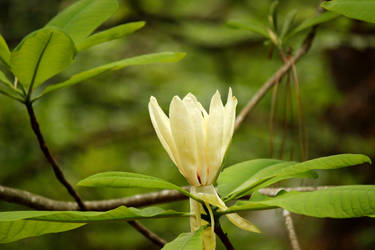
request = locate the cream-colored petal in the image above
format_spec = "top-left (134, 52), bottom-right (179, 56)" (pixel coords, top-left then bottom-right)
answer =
top-left (222, 88), bottom-right (237, 156)
top-left (148, 97), bottom-right (179, 167)
top-left (169, 96), bottom-right (200, 185)
top-left (183, 94), bottom-right (208, 184)
top-left (225, 213), bottom-right (261, 233)
top-left (206, 90), bottom-right (225, 184)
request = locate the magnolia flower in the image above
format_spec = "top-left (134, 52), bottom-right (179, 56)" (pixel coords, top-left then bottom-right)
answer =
top-left (148, 88), bottom-right (237, 186)
top-left (149, 89), bottom-right (259, 249)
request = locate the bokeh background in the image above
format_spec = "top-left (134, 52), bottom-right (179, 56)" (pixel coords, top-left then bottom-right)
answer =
top-left (0, 0), bottom-right (375, 249)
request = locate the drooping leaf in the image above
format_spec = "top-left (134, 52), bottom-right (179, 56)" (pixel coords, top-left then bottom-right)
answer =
top-left (46, 0), bottom-right (119, 43)
top-left (10, 27), bottom-right (76, 89)
top-left (226, 19), bottom-right (270, 38)
top-left (0, 220), bottom-right (84, 244)
top-left (226, 185), bottom-right (375, 218)
top-left (287, 11), bottom-right (340, 39)
top-left (0, 34), bottom-right (10, 66)
top-left (77, 21), bottom-right (145, 51)
top-left (322, 0), bottom-right (375, 23)
top-left (162, 229), bottom-right (204, 250)
top-left (38, 52), bottom-right (186, 98)
top-left (78, 171), bottom-right (195, 199)
top-left (0, 206), bottom-right (187, 243)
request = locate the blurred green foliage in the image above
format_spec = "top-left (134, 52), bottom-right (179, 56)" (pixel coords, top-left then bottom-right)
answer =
top-left (0, 0), bottom-right (375, 249)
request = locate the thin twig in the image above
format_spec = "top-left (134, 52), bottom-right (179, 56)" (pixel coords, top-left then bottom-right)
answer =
top-left (215, 223), bottom-right (235, 250)
top-left (234, 27), bottom-right (316, 131)
top-left (283, 210), bottom-right (301, 250)
top-left (25, 101), bottom-right (87, 211)
top-left (0, 185), bottom-right (329, 211)
top-left (128, 220), bottom-right (166, 247)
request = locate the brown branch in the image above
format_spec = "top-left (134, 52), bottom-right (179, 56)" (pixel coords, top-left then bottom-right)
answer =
top-left (25, 101), bottom-right (87, 211)
top-left (128, 220), bottom-right (166, 247)
top-left (234, 27), bottom-right (317, 131)
top-left (215, 222), bottom-right (235, 250)
top-left (0, 185), bottom-right (329, 211)
top-left (283, 209), bottom-right (301, 250)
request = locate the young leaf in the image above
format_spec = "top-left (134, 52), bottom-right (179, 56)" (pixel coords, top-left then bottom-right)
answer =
top-left (286, 11), bottom-right (340, 39)
top-left (10, 27), bottom-right (76, 90)
top-left (322, 0), bottom-right (375, 23)
top-left (77, 21), bottom-right (146, 51)
top-left (0, 70), bottom-right (13, 89)
top-left (0, 34), bottom-right (10, 66)
top-left (46, 0), bottom-right (119, 43)
top-left (226, 19), bottom-right (270, 38)
top-left (0, 206), bottom-right (187, 243)
top-left (162, 229), bottom-right (204, 250)
top-left (78, 171), bottom-right (195, 199)
top-left (227, 185), bottom-right (375, 218)
top-left (37, 52), bottom-right (186, 98)
top-left (280, 9), bottom-right (297, 42)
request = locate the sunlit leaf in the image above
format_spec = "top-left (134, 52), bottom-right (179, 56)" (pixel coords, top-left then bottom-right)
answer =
top-left (226, 19), bottom-right (270, 38)
top-left (77, 21), bottom-right (145, 51)
top-left (46, 0), bottom-right (119, 43)
top-left (10, 27), bottom-right (76, 89)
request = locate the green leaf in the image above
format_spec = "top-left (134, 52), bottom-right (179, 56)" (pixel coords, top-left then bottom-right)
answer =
top-left (280, 9), bottom-right (297, 42)
top-left (322, 0), bottom-right (375, 23)
top-left (38, 52), bottom-right (186, 98)
top-left (227, 185), bottom-right (375, 218)
top-left (78, 171), bottom-right (196, 199)
top-left (162, 229), bottom-right (204, 250)
top-left (287, 11), bottom-right (340, 39)
top-left (220, 154), bottom-right (370, 200)
top-left (226, 19), bottom-right (270, 38)
top-left (0, 220), bottom-right (84, 244)
top-left (217, 159), bottom-right (284, 198)
top-left (0, 34), bottom-right (10, 66)
top-left (0, 206), bottom-right (187, 243)
top-left (0, 70), bottom-right (12, 89)
top-left (10, 27), bottom-right (76, 90)
top-left (46, 0), bottom-right (119, 43)
top-left (77, 21), bottom-right (146, 51)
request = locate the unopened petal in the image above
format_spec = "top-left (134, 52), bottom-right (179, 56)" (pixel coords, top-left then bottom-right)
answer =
top-left (206, 90), bottom-right (225, 184)
top-left (169, 96), bottom-right (200, 185)
top-left (148, 97), bottom-right (179, 167)
top-left (222, 88), bottom-right (237, 156)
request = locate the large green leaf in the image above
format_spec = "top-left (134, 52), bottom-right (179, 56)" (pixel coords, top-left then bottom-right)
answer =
top-left (226, 19), bottom-right (270, 38)
top-left (0, 220), bottom-right (84, 244)
top-left (38, 52), bottom-right (186, 98)
top-left (78, 171), bottom-right (196, 199)
top-left (77, 21), bottom-right (145, 51)
top-left (162, 229), bottom-right (204, 250)
top-left (226, 185), bottom-right (375, 218)
top-left (220, 154), bottom-right (370, 200)
top-left (10, 27), bottom-right (76, 89)
top-left (0, 34), bottom-right (10, 66)
top-left (46, 0), bottom-right (119, 43)
top-left (322, 0), bottom-right (375, 23)
top-left (217, 159), bottom-right (284, 198)
top-left (0, 206), bottom-right (187, 243)
top-left (286, 11), bottom-right (340, 39)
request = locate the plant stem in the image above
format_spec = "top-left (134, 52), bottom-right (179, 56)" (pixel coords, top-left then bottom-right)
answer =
top-left (215, 223), bottom-right (234, 250)
top-left (25, 101), bottom-right (87, 211)
top-left (128, 220), bottom-right (166, 247)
